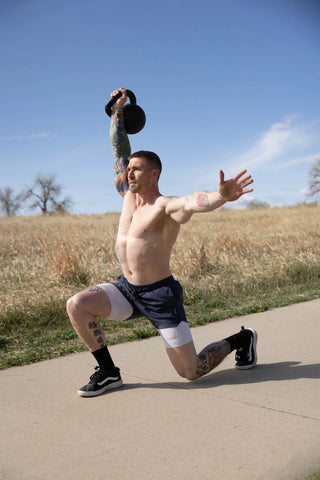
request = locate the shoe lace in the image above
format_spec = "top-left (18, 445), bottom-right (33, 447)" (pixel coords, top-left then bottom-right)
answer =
top-left (89, 366), bottom-right (106, 383)
top-left (89, 366), bottom-right (118, 383)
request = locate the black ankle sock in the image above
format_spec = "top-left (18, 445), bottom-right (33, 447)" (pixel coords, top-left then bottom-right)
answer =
top-left (92, 346), bottom-right (116, 371)
top-left (224, 331), bottom-right (246, 352)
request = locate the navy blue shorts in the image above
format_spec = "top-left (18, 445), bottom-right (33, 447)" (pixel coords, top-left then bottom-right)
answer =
top-left (112, 275), bottom-right (188, 330)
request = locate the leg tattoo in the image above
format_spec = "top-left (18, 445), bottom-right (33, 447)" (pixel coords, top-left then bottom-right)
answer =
top-left (88, 320), bottom-right (105, 348)
top-left (196, 340), bottom-right (231, 377)
top-left (88, 286), bottom-right (102, 292)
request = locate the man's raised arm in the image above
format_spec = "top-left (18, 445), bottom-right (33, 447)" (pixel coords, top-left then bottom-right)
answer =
top-left (109, 88), bottom-right (131, 197)
top-left (166, 169), bottom-right (254, 224)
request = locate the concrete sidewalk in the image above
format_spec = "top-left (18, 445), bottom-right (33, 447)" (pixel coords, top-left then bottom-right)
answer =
top-left (1, 300), bottom-right (320, 480)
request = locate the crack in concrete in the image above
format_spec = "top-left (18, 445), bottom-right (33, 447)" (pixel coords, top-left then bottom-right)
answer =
top-left (123, 372), bottom-right (320, 422)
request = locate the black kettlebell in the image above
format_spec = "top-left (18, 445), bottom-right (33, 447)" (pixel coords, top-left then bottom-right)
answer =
top-left (105, 89), bottom-right (146, 134)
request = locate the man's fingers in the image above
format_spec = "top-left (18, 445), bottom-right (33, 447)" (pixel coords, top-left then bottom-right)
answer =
top-left (241, 188), bottom-right (254, 195)
top-left (119, 87), bottom-right (127, 99)
top-left (111, 88), bottom-right (127, 98)
top-left (110, 88), bottom-right (127, 108)
top-left (240, 179), bottom-right (254, 189)
top-left (233, 169), bottom-right (248, 181)
top-left (219, 170), bottom-right (225, 184)
top-left (239, 174), bottom-right (252, 185)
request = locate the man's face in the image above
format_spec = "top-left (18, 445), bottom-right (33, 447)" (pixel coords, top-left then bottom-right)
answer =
top-left (127, 157), bottom-right (157, 193)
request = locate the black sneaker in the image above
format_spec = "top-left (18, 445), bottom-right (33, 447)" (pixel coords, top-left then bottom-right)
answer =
top-left (235, 326), bottom-right (258, 370)
top-left (78, 366), bottom-right (123, 397)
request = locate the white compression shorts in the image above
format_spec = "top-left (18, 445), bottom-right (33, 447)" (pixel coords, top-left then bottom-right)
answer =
top-left (97, 283), bottom-right (193, 349)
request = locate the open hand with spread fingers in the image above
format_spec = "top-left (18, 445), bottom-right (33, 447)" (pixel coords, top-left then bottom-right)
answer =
top-left (218, 169), bottom-right (254, 202)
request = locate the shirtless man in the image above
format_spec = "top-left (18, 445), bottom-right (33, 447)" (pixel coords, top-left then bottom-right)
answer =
top-left (67, 88), bottom-right (258, 397)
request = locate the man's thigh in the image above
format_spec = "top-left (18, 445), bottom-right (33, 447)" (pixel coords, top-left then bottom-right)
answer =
top-left (73, 283), bottom-right (133, 320)
top-left (96, 283), bottom-right (133, 320)
top-left (159, 322), bottom-right (198, 379)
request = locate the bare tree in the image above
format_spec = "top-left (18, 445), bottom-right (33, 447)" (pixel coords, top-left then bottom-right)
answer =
top-left (24, 174), bottom-right (73, 214)
top-left (308, 157), bottom-right (320, 200)
top-left (0, 186), bottom-right (23, 217)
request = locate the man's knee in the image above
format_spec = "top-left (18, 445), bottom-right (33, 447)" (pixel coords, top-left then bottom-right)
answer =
top-left (67, 288), bottom-right (112, 321)
top-left (176, 367), bottom-right (199, 381)
top-left (66, 293), bottom-right (83, 318)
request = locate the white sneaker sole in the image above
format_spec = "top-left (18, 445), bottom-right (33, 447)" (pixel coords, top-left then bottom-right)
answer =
top-left (78, 378), bottom-right (123, 397)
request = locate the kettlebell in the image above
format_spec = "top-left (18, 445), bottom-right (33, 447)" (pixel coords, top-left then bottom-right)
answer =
top-left (105, 89), bottom-right (146, 134)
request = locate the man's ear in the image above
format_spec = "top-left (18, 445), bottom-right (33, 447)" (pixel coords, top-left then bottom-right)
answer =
top-left (153, 169), bottom-right (160, 182)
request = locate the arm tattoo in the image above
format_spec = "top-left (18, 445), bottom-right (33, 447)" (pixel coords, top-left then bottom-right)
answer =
top-left (196, 193), bottom-right (209, 208)
top-left (196, 340), bottom-right (231, 377)
top-left (110, 108), bottom-right (131, 196)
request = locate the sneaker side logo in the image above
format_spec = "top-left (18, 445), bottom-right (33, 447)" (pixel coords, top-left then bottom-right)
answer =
top-left (97, 376), bottom-right (119, 386)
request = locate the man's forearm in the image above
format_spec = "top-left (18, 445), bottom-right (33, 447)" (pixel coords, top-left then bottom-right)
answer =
top-left (190, 190), bottom-right (226, 213)
top-left (166, 190), bottom-right (226, 224)
top-left (110, 107), bottom-right (131, 196)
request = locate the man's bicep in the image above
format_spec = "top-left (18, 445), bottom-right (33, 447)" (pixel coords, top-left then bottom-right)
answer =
top-left (165, 196), bottom-right (193, 224)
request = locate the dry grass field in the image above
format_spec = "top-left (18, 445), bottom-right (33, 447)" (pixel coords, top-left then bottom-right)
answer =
top-left (1, 205), bottom-right (320, 368)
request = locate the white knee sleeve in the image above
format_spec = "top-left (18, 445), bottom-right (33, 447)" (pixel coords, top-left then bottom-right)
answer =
top-left (97, 283), bottom-right (133, 321)
top-left (159, 321), bottom-right (193, 348)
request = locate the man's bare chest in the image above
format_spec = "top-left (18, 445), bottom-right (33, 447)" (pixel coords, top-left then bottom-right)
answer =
top-left (119, 206), bottom-right (166, 239)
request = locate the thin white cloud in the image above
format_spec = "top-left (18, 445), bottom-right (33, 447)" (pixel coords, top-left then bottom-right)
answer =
top-left (187, 115), bottom-right (320, 197)
top-left (230, 115), bottom-right (315, 171)
top-left (272, 153), bottom-right (320, 171)
top-left (0, 133), bottom-right (58, 141)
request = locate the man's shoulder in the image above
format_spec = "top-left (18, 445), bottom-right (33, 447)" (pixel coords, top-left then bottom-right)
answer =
top-left (155, 196), bottom-right (183, 227)
top-left (156, 194), bottom-right (178, 205)
top-left (155, 194), bottom-right (178, 210)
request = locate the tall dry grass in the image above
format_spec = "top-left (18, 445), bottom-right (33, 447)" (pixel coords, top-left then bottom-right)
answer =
top-left (1, 205), bottom-right (320, 368)
top-left (172, 205), bottom-right (320, 296)
top-left (0, 205), bottom-right (319, 325)
top-left (0, 214), bottom-right (119, 320)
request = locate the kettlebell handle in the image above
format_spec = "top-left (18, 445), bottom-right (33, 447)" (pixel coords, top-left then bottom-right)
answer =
top-left (105, 89), bottom-right (137, 117)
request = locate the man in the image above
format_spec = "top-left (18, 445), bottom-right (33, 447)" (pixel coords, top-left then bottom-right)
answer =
top-left (67, 88), bottom-right (257, 397)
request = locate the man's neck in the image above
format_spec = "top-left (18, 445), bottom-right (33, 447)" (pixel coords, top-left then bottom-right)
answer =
top-left (135, 187), bottom-right (161, 207)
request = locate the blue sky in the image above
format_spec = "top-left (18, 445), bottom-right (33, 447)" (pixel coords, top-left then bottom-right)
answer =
top-left (1, 0), bottom-right (319, 215)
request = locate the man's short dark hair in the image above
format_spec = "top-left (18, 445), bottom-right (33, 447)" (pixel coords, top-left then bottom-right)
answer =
top-left (129, 151), bottom-right (162, 179)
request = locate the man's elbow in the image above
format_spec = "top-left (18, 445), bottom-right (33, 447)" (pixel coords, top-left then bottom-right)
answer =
top-left (171, 210), bottom-right (193, 224)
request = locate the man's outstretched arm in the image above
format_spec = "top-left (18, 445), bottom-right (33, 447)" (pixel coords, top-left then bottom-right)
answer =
top-left (166, 169), bottom-right (254, 224)
top-left (109, 88), bottom-right (131, 196)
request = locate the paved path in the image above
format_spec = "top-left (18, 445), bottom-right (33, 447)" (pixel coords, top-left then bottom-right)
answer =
top-left (1, 300), bottom-right (320, 480)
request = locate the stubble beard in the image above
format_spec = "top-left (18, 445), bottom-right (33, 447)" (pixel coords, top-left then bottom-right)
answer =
top-left (129, 183), bottom-right (140, 193)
